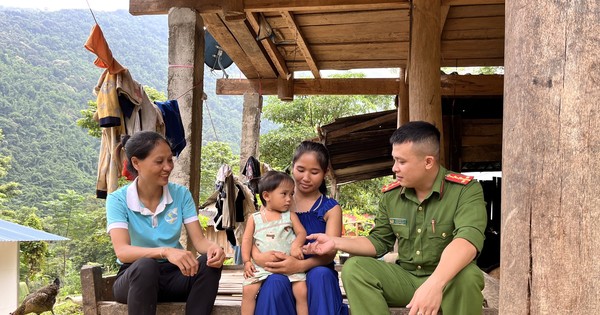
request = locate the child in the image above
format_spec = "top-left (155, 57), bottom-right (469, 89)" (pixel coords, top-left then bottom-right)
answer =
top-left (241, 170), bottom-right (308, 315)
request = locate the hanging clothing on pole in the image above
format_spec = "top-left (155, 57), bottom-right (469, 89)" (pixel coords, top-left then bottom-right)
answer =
top-left (85, 23), bottom-right (165, 198)
top-left (155, 100), bottom-right (186, 157)
top-left (199, 164), bottom-right (257, 264)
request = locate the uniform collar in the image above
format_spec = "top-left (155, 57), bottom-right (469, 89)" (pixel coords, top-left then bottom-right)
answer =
top-left (432, 166), bottom-right (447, 200)
top-left (126, 178), bottom-right (173, 216)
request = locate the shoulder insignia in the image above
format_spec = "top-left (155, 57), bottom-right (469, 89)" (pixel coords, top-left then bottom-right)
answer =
top-left (381, 180), bottom-right (402, 193)
top-left (445, 173), bottom-right (474, 185)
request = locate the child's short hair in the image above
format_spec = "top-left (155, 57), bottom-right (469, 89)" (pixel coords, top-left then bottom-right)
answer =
top-left (258, 170), bottom-right (295, 205)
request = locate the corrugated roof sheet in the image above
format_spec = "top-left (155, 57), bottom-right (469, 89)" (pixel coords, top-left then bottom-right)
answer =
top-left (0, 219), bottom-right (69, 242)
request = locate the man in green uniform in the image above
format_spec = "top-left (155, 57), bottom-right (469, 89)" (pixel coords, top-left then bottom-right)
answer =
top-left (303, 121), bottom-right (487, 315)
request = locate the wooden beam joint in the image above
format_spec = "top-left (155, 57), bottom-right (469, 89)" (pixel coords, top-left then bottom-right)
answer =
top-left (278, 73), bottom-right (294, 101)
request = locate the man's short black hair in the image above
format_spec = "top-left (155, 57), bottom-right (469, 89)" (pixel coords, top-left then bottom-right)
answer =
top-left (390, 121), bottom-right (441, 157)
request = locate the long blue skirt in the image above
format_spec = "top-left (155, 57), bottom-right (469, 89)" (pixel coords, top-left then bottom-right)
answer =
top-left (254, 266), bottom-right (349, 315)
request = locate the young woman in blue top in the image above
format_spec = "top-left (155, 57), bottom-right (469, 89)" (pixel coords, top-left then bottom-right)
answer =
top-left (106, 131), bottom-right (226, 315)
top-left (251, 141), bottom-right (349, 315)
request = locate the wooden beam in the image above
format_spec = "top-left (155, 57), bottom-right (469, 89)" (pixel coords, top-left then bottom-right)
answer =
top-left (447, 4), bottom-right (504, 18)
top-left (334, 160), bottom-right (393, 177)
top-left (278, 42), bottom-right (409, 61)
top-left (440, 58), bottom-right (504, 67)
top-left (285, 23), bottom-right (409, 45)
top-left (270, 9), bottom-right (410, 27)
top-left (246, 12), bottom-right (291, 78)
top-left (287, 59), bottom-right (408, 71)
top-left (223, 15), bottom-right (278, 78)
top-left (130, 0), bottom-right (221, 15)
top-left (130, 0), bottom-right (410, 15)
top-left (216, 75), bottom-right (504, 96)
top-left (440, 75), bottom-right (504, 96)
top-left (440, 4), bottom-right (450, 35)
top-left (245, 0), bottom-right (410, 12)
top-left (201, 13), bottom-right (261, 78)
top-left (325, 112), bottom-right (398, 138)
top-left (222, 0), bottom-right (245, 20)
top-left (442, 0), bottom-right (504, 5)
top-left (281, 11), bottom-right (321, 79)
top-left (442, 39), bottom-right (504, 60)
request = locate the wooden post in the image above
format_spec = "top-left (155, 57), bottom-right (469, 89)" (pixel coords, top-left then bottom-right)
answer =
top-left (397, 67), bottom-right (409, 127)
top-left (408, 0), bottom-right (444, 165)
top-left (239, 92), bottom-right (263, 172)
top-left (502, 1), bottom-right (600, 314)
top-left (168, 8), bottom-right (204, 250)
top-left (80, 265), bottom-right (103, 315)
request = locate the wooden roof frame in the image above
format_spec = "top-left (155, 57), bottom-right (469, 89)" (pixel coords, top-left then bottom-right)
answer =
top-left (131, 0), bottom-right (506, 85)
top-left (130, 0), bottom-right (506, 184)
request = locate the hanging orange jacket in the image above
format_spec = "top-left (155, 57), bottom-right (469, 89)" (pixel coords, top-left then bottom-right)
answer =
top-left (84, 23), bottom-right (125, 75)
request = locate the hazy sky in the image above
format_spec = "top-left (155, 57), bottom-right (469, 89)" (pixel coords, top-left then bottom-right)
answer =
top-left (0, 0), bottom-right (128, 11)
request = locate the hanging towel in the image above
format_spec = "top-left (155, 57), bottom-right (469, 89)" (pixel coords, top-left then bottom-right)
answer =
top-left (84, 24), bottom-right (125, 75)
top-left (155, 100), bottom-right (186, 157)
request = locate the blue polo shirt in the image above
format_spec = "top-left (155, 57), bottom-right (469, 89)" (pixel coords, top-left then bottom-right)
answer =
top-left (106, 179), bottom-right (199, 257)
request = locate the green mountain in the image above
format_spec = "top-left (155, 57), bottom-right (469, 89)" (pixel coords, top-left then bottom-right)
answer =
top-left (0, 8), bottom-right (245, 208)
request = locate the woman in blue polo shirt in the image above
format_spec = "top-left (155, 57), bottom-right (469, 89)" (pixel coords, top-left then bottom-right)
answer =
top-left (106, 131), bottom-right (225, 315)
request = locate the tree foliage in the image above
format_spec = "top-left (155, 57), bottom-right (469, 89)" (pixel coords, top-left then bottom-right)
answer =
top-left (0, 9), bottom-right (246, 209)
top-left (0, 128), bottom-right (21, 201)
top-left (20, 213), bottom-right (49, 283)
top-left (259, 72), bottom-right (395, 214)
top-left (261, 73), bottom-right (393, 171)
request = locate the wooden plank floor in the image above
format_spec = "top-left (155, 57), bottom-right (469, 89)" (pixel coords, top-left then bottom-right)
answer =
top-left (216, 265), bottom-right (346, 301)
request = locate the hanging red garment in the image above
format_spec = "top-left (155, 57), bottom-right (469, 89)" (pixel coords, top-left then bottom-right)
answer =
top-left (84, 23), bottom-right (125, 74)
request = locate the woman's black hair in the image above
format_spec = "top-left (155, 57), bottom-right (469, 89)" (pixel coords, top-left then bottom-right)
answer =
top-left (258, 170), bottom-right (295, 206)
top-left (121, 131), bottom-right (171, 177)
top-left (292, 141), bottom-right (330, 195)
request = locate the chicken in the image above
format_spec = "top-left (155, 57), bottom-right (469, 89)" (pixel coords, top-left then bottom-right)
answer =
top-left (10, 278), bottom-right (60, 315)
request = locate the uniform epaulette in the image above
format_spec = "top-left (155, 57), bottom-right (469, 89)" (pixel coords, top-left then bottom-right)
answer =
top-left (381, 180), bottom-right (402, 193)
top-left (444, 173), bottom-right (474, 185)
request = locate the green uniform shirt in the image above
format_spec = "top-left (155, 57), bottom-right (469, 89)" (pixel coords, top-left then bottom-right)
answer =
top-left (367, 166), bottom-right (487, 276)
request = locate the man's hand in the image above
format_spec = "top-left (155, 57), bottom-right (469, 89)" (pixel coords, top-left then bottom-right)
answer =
top-left (163, 248), bottom-right (199, 277)
top-left (406, 278), bottom-right (443, 315)
top-left (302, 233), bottom-right (336, 255)
top-left (206, 244), bottom-right (226, 268)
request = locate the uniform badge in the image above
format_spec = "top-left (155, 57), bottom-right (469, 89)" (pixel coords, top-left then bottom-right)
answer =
top-left (381, 180), bottom-right (402, 193)
top-left (389, 218), bottom-right (407, 225)
top-left (444, 173), bottom-right (474, 185)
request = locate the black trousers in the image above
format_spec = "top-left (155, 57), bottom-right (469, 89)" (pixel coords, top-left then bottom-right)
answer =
top-left (113, 255), bottom-right (222, 315)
